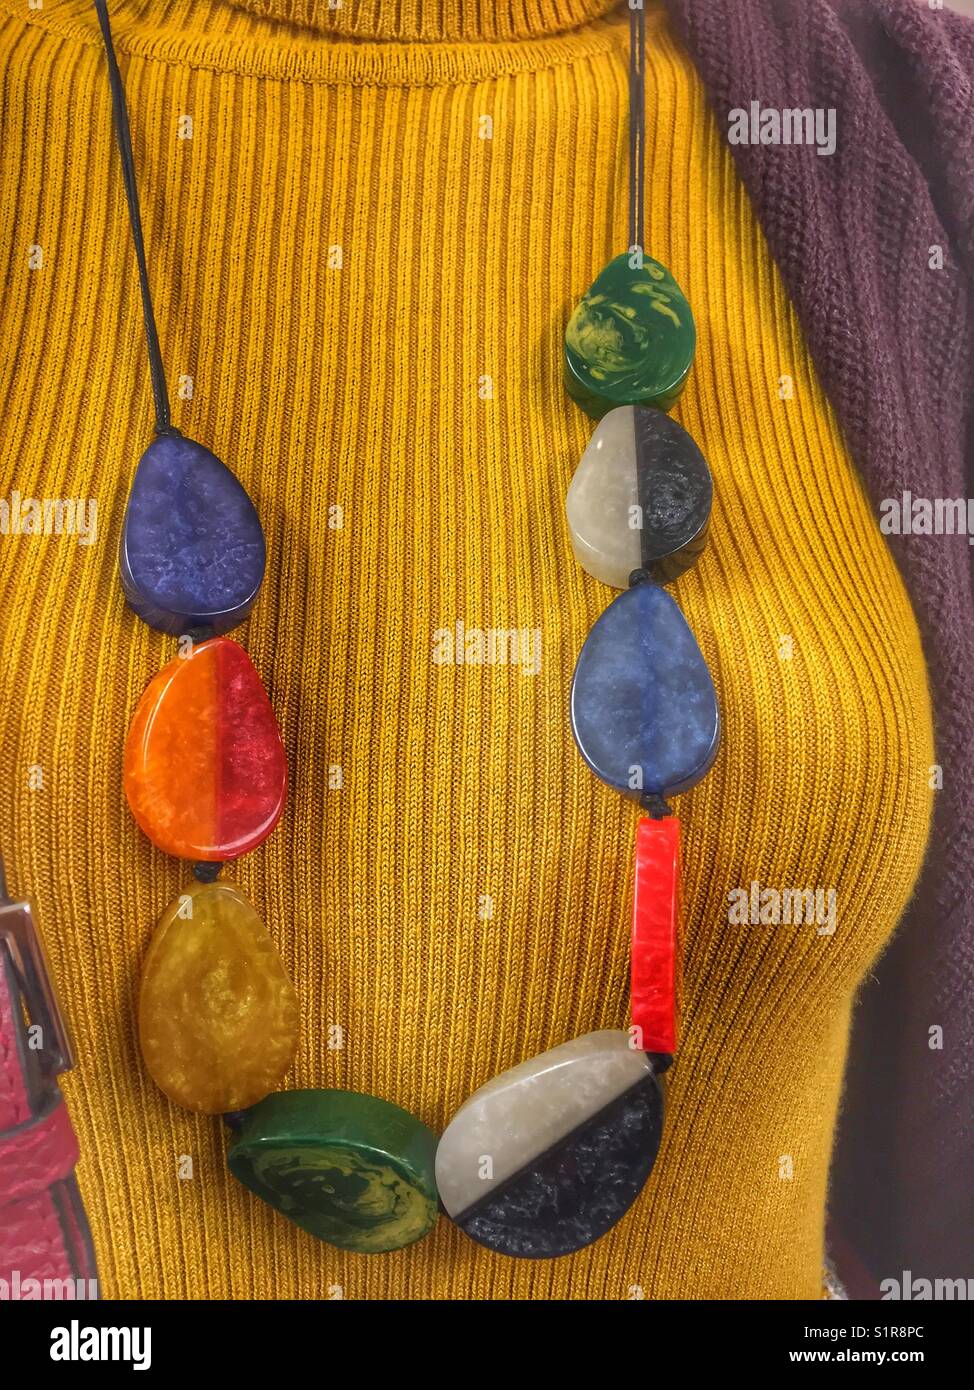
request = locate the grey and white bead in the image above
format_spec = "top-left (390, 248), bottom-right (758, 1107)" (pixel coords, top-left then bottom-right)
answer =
top-left (566, 405), bottom-right (712, 588)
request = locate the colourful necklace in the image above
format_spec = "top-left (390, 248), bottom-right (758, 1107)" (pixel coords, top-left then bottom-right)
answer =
top-left (98, 0), bottom-right (717, 1260)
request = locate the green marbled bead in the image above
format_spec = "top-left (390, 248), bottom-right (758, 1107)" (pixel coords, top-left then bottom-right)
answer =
top-left (564, 252), bottom-right (696, 420)
top-left (227, 1089), bottom-right (439, 1253)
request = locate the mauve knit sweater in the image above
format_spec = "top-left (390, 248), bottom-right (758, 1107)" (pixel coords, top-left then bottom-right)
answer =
top-left (664, 0), bottom-right (974, 1277)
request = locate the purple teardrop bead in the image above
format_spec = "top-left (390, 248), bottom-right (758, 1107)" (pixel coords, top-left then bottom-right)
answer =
top-left (119, 432), bottom-right (265, 635)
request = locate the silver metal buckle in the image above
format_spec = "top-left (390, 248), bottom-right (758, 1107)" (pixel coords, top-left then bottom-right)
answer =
top-left (0, 855), bottom-right (75, 1075)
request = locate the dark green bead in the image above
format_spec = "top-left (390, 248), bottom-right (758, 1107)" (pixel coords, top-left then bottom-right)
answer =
top-left (564, 252), bottom-right (696, 420)
top-left (227, 1089), bottom-right (439, 1253)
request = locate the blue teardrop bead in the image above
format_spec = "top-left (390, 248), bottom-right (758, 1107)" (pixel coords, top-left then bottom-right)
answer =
top-left (570, 582), bottom-right (720, 798)
top-left (119, 432), bottom-right (265, 635)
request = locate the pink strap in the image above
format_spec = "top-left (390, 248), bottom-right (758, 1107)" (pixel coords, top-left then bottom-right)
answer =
top-left (0, 1101), bottom-right (78, 1202)
top-left (0, 940), bottom-right (98, 1292)
top-left (0, 943), bottom-right (30, 1129)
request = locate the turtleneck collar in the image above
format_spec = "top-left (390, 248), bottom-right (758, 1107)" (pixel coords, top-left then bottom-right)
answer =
top-left (7, 0), bottom-right (653, 85)
top-left (222, 0), bottom-right (619, 42)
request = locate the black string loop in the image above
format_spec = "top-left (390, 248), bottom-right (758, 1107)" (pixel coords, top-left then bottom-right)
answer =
top-left (628, 1), bottom-right (646, 258)
top-left (94, 0), bottom-right (171, 434)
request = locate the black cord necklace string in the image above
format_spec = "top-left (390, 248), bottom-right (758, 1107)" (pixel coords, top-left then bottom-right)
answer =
top-left (95, 0), bottom-right (645, 426)
top-left (629, 1), bottom-right (646, 256)
top-left (94, 0), bottom-right (172, 435)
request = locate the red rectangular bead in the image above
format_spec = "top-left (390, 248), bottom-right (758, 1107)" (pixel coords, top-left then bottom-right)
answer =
top-left (631, 816), bottom-right (683, 1055)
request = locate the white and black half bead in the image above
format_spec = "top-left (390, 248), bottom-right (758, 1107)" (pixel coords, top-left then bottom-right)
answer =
top-left (435, 1031), bottom-right (664, 1259)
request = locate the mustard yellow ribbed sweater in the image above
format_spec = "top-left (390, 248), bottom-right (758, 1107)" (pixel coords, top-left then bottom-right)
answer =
top-left (0, 0), bottom-right (933, 1299)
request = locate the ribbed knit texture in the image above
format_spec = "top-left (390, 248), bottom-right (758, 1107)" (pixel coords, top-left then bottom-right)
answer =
top-left (667, 0), bottom-right (974, 1282)
top-left (0, 0), bottom-right (932, 1298)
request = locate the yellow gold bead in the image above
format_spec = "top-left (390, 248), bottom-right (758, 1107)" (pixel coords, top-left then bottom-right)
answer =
top-left (139, 880), bottom-right (298, 1114)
